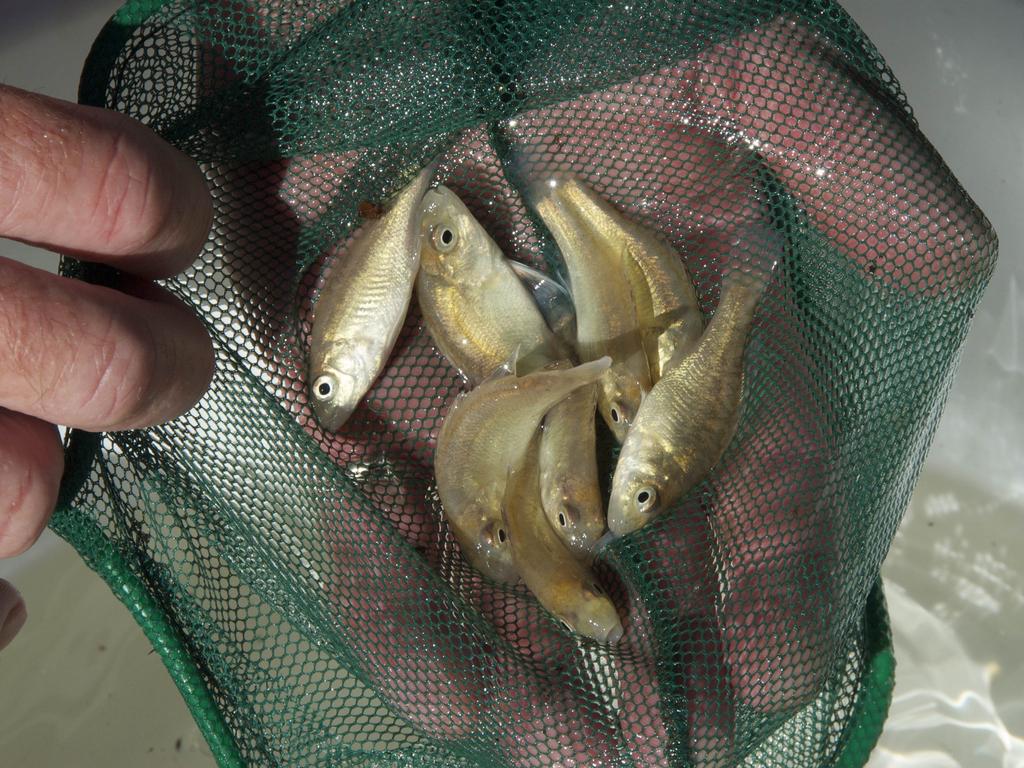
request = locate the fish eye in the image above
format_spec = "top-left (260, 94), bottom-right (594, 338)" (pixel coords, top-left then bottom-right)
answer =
top-left (497, 527), bottom-right (507, 544)
top-left (432, 223), bottom-right (458, 252)
top-left (557, 512), bottom-right (567, 527)
top-left (313, 374), bottom-right (335, 400)
top-left (610, 402), bottom-right (625, 424)
top-left (636, 487), bottom-right (657, 514)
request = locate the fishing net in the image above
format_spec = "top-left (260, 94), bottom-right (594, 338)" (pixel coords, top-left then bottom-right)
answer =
top-left (55, 1), bottom-right (996, 765)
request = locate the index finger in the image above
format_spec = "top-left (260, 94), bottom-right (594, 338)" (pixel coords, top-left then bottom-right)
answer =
top-left (0, 85), bottom-right (212, 279)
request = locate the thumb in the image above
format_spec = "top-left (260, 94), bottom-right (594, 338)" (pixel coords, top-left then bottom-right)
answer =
top-left (0, 579), bottom-right (27, 651)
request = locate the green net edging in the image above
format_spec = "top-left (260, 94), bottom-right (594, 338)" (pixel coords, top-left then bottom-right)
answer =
top-left (50, 0), bottom-right (998, 764)
top-left (53, 433), bottom-right (245, 768)
top-left (835, 582), bottom-right (895, 768)
top-left (52, 439), bottom-right (895, 768)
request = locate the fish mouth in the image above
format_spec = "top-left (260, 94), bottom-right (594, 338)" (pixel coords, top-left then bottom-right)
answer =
top-left (604, 622), bottom-right (624, 645)
top-left (605, 511), bottom-right (643, 538)
top-left (421, 187), bottom-right (447, 212)
top-left (594, 530), bottom-right (619, 552)
top-left (314, 403), bottom-right (355, 433)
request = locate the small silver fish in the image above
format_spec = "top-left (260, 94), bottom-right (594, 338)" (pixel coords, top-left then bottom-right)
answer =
top-left (535, 183), bottom-right (650, 441)
top-left (435, 357), bottom-right (611, 582)
top-left (309, 165), bottom-right (434, 431)
top-left (608, 271), bottom-right (765, 536)
top-left (538, 363), bottom-right (605, 558)
top-left (502, 429), bottom-right (623, 643)
top-left (553, 177), bottom-right (703, 381)
top-left (417, 186), bottom-right (570, 383)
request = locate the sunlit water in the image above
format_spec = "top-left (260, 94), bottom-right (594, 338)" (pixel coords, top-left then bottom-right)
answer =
top-left (869, 469), bottom-right (1024, 768)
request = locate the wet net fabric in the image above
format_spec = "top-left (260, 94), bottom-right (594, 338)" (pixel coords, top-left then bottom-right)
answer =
top-left (55, 1), bottom-right (996, 766)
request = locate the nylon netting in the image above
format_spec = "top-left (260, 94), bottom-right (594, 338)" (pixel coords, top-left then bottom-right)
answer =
top-left (55, 1), bottom-right (996, 766)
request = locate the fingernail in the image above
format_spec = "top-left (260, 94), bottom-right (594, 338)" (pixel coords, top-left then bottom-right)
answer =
top-left (0, 599), bottom-right (27, 651)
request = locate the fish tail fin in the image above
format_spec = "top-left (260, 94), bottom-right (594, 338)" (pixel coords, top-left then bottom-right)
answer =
top-left (565, 356), bottom-right (612, 386)
top-left (528, 356), bottom-right (611, 421)
top-left (721, 268), bottom-right (769, 317)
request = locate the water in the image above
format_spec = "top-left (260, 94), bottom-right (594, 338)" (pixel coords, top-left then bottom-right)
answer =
top-left (870, 469), bottom-right (1024, 768)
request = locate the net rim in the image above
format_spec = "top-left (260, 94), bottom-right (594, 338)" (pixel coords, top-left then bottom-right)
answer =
top-left (58, 6), bottom-right (897, 766)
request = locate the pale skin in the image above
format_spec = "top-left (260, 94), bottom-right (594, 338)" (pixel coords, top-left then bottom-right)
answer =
top-left (0, 83), bottom-right (214, 650)
top-left (0, 14), bottom-right (994, 765)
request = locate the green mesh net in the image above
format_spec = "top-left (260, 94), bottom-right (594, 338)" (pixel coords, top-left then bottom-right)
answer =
top-left (55, 1), bottom-right (997, 766)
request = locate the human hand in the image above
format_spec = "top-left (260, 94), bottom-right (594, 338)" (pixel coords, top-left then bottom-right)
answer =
top-left (0, 84), bottom-right (215, 650)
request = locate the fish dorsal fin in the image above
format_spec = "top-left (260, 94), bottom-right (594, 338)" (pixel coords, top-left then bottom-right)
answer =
top-left (499, 465), bottom-right (514, 533)
top-left (639, 324), bottom-right (661, 384)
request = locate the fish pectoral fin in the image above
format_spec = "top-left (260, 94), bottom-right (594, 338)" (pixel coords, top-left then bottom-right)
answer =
top-left (501, 344), bottom-right (523, 378)
top-left (499, 476), bottom-right (513, 531)
top-left (638, 324), bottom-right (662, 381)
top-left (473, 346), bottom-right (520, 385)
top-left (509, 258), bottom-right (578, 345)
